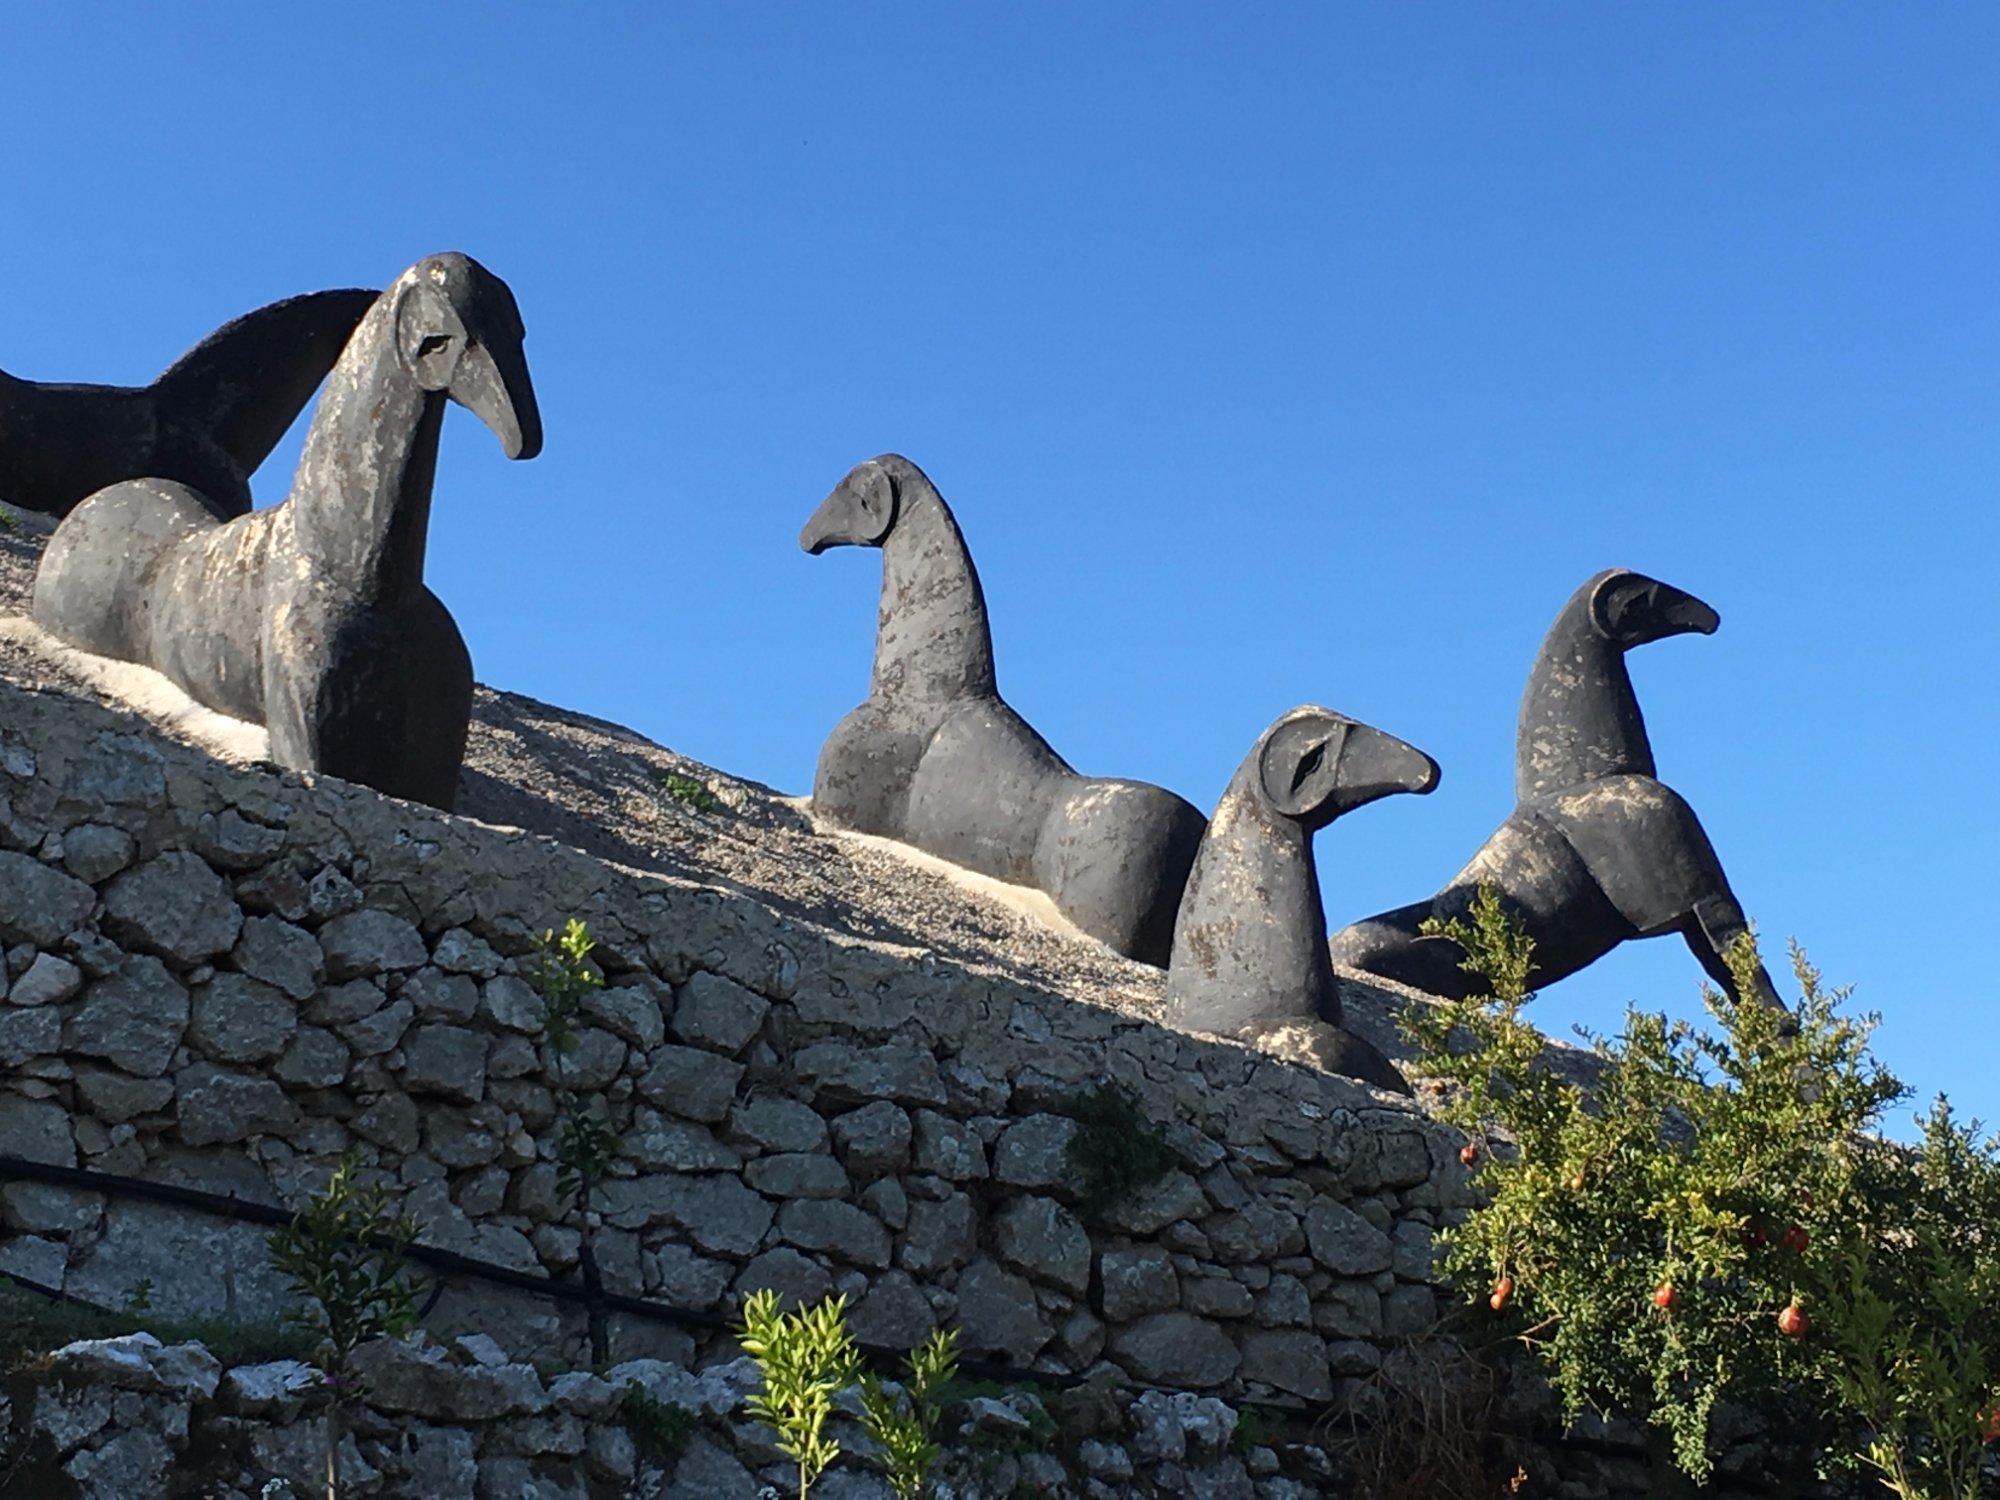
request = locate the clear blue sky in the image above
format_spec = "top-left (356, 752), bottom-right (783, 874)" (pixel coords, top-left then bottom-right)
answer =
top-left (4, 6), bottom-right (1994, 1133)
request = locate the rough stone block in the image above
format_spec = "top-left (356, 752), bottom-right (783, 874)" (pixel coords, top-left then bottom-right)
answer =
top-left (672, 970), bottom-right (769, 1054)
top-left (0, 851), bottom-right (95, 947)
top-left (189, 972), bottom-right (297, 1064)
top-left (64, 956), bottom-right (189, 1078)
top-left (103, 851), bottom-right (242, 964)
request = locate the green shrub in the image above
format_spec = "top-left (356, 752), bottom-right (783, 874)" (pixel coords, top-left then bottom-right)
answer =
top-left (656, 769), bottom-right (722, 813)
top-left (1404, 885), bottom-right (2000, 1498)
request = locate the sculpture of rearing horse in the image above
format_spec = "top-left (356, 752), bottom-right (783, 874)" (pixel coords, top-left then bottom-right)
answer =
top-left (32, 252), bottom-right (541, 811)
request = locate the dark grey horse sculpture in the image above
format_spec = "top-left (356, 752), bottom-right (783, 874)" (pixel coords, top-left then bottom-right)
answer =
top-left (802, 454), bottom-right (1208, 966)
top-left (1329, 569), bottom-right (1781, 1007)
top-left (33, 253), bottom-right (539, 812)
top-left (1166, 706), bottom-right (1438, 1093)
top-left (1, 289), bottom-right (377, 517)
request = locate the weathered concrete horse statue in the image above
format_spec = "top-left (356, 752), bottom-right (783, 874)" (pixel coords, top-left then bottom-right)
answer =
top-left (802, 453), bottom-right (1208, 966)
top-left (33, 253), bottom-right (540, 811)
top-left (1330, 569), bottom-right (1781, 1008)
top-left (1, 288), bottom-right (376, 517)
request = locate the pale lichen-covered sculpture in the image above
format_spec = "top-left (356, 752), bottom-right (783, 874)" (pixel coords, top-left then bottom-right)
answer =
top-left (802, 453), bottom-right (1207, 966)
top-left (0, 289), bottom-right (376, 517)
top-left (32, 253), bottom-right (540, 811)
top-left (1330, 570), bottom-right (1781, 1008)
top-left (1166, 706), bottom-right (1438, 1093)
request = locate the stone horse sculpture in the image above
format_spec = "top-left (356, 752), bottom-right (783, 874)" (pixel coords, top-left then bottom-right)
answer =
top-left (1166, 706), bottom-right (1439, 1093)
top-left (33, 253), bottom-right (539, 811)
top-left (1329, 569), bottom-right (1782, 1007)
top-left (802, 454), bottom-right (1208, 966)
top-left (1, 288), bottom-right (377, 517)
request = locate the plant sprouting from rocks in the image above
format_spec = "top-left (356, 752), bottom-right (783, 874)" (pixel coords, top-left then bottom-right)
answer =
top-left (738, 1289), bottom-right (865, 1499)
top-left (656, 768), bottom-right (722, 814)
top-left (531, 918), bottom-right (623, 1363)
top-left (619, 1380), bottom-right (698, 1464)
top-left (1061, 1082), bottom-right (1177, 1219)
top-left (860, 1325), bottom-right (962, 1499)
top-left (267, 1149), bottom-right (420, 1500)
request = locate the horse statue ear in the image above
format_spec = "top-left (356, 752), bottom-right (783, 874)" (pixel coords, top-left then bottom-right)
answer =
top-left (1258, 712), bottom-right (1346, 822)
top-left (851, 459), bottom-right (898, 545)
top-left (394, 279), bottom-right (468, 392)
top-left (1588, 570), bottom-right (1653, 643)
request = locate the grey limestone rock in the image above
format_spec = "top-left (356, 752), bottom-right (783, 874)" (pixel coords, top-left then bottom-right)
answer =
top-left (59, 824), bottom-right (134, 883)
top-left (793, 1038), bottom-right (946, 1106)
top-left (481, 974), bottom-right (544, 1032)
top-left (175, 1061), bottom-right (301, 1145)
top-left (102, 850), bottom-right (243, 965)
top-left (994, 1193), bottom-right (1091, 1293)
top-left (0, 1092), bottom-right (76, 1165)
top-left (405, 965), bottom-right (480, 1022)
top-left (195, 808), bottom-right (286, 870)
top-left (65, 955), bottom-right (189, 1077)
top-left (1304, 1196), bottom-right (1393, 1276)
top-left (954, 1256), bottom-right (1052, 1364)
top-left (32, 255), bottom-right (541, 810)
top-left (729, 1096), bottom-right (828, 1154)
top-left (991, 1112), bottom-right (1078, 1191)
top-left (912, 1108), bottom-right (988, 1181)
top-left (398, 1032), bottom-right (488, 1112)
top-left (658, 1175), bottom-right (776, 1258)
top-left (744, 1151), bottom-right (850, 1199)
top-left (73, 1069), bottom-right (175, 1123)
top-left (672, 970), bottom-right (769, 1054)
top-left (189, 972), bottom-right (297, 1063)
top-left (0, 1004), bottom-right (61, 1064)
top-left (663, 1434), bottom-right (760, 1500)
top-left (848, 1268), bottom-right (937, 1347)
top-left (734, 1246), bottom-right (834, 1309)
top-left (582, 980), bottom-right (667, 1049)
top-left (233, 915), bottom-right (323, 1000)
top-left (1237, 1328), bottom-right (1333, 1400)
top-left (9, 951), bottom-right (82, 1007)
top-left (0, 850), bottom-right (96, 947)
top-left (638, 1044), bottom-right (743, 1123)
top-left (1110, 1310), bottom-right (1240, 1388)
top-left (776, 1199), bottom-right (891, 1269)
top-left (803, 453), bottom-right (1206, 966)
top-left (900, 1192), bottom-right (979, 1276)
top-left (830, 1099), bottom-right (912, 1176)
top-left (65, 1428), bottom-right (173, 1500)
top-left (66, 1199), bottom-right (292, 1322)
top-left (318, 908), bottom-right (427, 979)
top-left (1100, 1245), bottom-right (1180, 1321)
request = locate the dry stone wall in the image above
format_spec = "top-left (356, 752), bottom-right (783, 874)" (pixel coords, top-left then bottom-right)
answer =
top-left (0, 676), bottom-right (1798, 1498)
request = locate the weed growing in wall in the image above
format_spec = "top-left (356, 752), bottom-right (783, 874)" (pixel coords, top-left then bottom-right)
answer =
top-left (736, 1289), bottom-right (964, 1499)
top-left (860, 1325), bottom-right (962, 1499)
top-left (1405, 884), bottom-right (2000, 1498)
top-left (739, 1289), bottom-right (864, 1499)
top-left (530, 917), bottom-right (624, 1365)
top-left (619, 1380), bottom-right (697, 1464)
top-left (1060, 1082), bottom-right (1177, 1219)
top-left (267, 1149), bottom-right (420, 1500)
top-left (656, 769), bottom-right (722, 814)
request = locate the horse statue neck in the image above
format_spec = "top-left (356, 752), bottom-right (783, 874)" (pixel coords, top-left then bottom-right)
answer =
top-left (873, 485), bottom-right (997, 705)
top-left (1516, 593), bottom-right (1656, 800)
top-left (287, 295), bottom-right (444, 605)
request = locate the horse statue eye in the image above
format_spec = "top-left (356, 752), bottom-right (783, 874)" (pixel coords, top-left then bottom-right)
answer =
top-left (1291, 742), bottom-right (1324, 792)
